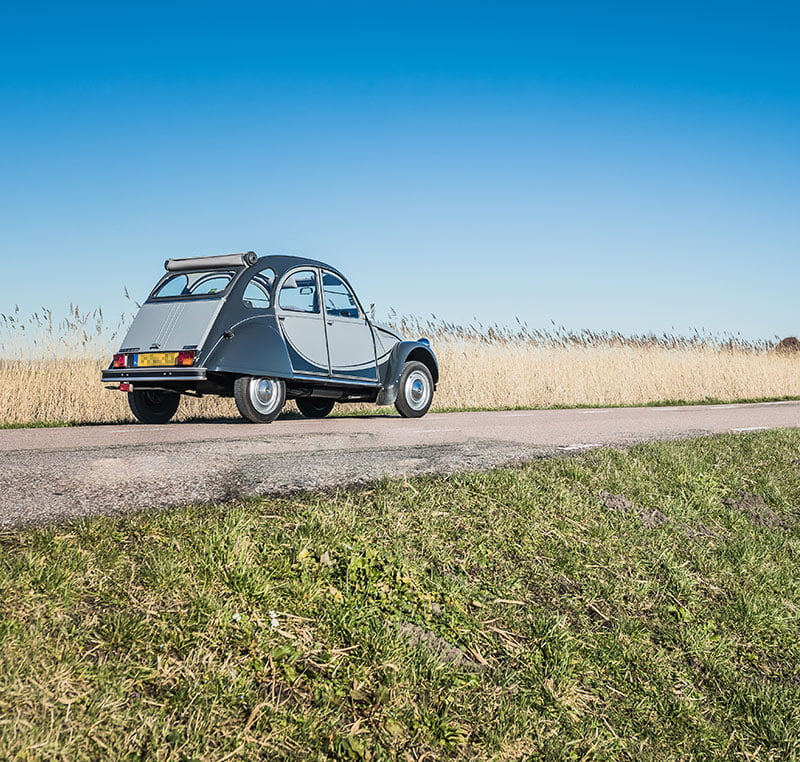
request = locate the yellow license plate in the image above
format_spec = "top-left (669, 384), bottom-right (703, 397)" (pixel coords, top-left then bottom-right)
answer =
top-left (136, 352), bottom-right (178, 367)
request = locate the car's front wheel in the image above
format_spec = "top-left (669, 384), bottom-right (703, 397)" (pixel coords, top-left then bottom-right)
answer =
top-left (296, 397), bottom-right (335, 418)
top-left (234, 376), bottom-right (286, 423)
top-left (395, 361), bottom-right (434, 418)
top-left (128, 389), bottom-right (181, 424)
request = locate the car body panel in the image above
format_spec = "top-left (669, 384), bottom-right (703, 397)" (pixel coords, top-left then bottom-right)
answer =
top-left (203, 317), bottom-right (294, 379)
top-left (102, 253), bottom-right (438, 406)
top-left (278, 312), bottom-right (330, 375)
top-left (119, 299), bottom-right (225, 352)
top-left (326, 317), bottom-right (378, 381)
top-left (372, 322), bottom-right (402, 369)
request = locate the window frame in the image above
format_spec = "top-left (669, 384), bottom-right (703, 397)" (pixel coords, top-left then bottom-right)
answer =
top-left (321, 270), bottom-right (362, 321)
top-left (149, 269), bottom-right (238, 301)
top-left (241, 267), bottom-right (276, 310)
top-left (276, 267), bottom-right (322, 315)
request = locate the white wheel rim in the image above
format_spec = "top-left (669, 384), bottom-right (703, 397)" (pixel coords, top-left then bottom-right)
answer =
top-left (405, 370), bottom-right (431, 411)
top-left (249, 377), bottom-right (281, 415)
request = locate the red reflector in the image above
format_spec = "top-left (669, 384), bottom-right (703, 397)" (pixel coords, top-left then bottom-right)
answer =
top-left (119, 383), bottom-right (132, 392)
top-left (112, 353), bottom-right (127, 368)
top-left (176, 350), bottom-right (196, 367)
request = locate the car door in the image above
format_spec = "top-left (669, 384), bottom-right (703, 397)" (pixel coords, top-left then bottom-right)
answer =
top-left (276, 268), bottom-right (330, 376)
top-left (321, 270), bottom-right (378, 382)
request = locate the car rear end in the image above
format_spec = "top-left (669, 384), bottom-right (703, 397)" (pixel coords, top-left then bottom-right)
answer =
top-left (102, 252), bottom-right (256, 401)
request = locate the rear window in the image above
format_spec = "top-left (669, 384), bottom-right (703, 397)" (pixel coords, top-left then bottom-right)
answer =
top-left (152, 270), bottom-right (235, 298)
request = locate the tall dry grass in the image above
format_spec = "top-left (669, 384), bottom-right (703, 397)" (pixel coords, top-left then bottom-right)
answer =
top-left (0, 305), bottom-right (237, 424)
top-left (1, 306), bottom-right (799, 426)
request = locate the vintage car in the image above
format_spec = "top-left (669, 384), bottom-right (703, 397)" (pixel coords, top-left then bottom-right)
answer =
top-left (102, 252), bottom-right (438, 424)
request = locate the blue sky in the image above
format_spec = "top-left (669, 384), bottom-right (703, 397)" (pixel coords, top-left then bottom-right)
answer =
top-left (1, 1), bottom-right (798, 339)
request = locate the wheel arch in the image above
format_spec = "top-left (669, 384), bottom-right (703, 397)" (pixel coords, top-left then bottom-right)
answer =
top-left (376, 341), bottom-right (439, 405)
top-left (404, 346), bottom-right (439, 384)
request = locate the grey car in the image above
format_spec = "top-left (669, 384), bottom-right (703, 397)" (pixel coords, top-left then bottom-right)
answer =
top-left (102, 252), bottom-right (438, 423)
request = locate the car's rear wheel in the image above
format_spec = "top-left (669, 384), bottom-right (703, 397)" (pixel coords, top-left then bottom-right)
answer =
top-left (128, 389), bottom-right (181, 424)
top-left (234, 376), bottom-right (286, 423)
top-left (395, 361), bottom-right (434, 418)
top-left (296, 397), bottom-right (335, 418)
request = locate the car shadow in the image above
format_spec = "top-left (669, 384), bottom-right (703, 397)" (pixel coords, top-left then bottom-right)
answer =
top-left (179, 411), bottom-right (400, 425)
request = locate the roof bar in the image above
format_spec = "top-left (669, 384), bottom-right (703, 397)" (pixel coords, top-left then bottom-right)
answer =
top-left (164, 251), bottom-right (258, 272)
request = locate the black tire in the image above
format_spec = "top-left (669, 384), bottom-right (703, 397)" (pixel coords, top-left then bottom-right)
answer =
top-left (128, 389), bottom-right (180, 424)
top-left (234, 376), bottom-right (286, 423)
top-left (395, 361), bottom-right (434, 418)
top-left (296, 397), bottom-right (335, 418)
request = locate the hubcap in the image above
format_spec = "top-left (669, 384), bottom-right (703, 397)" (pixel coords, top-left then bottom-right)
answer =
top-left (405, 370), bottom-right (431, 411)
top-left (249, 377), bottom-right (281, 414)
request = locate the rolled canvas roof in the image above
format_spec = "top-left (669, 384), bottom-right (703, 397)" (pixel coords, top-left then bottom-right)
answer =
top-left (164, 251), bottom-right (257, 271)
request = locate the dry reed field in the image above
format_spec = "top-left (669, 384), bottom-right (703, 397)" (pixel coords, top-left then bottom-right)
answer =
top-left (1, 307), bottom-right (799, 426)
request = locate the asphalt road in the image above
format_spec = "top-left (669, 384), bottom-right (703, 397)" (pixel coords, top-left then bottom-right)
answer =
top-left (2, 401), bottom-right (799, 529)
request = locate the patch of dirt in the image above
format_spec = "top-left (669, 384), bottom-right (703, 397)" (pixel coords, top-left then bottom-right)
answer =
top-left (396, 622), bottom-right (484, 672)
top-left (598, 491), bottom-right (669, 529)
top-left (723, 491), bottom-right (785, 529)
top-left (776, 336), bottom-right (800, 354)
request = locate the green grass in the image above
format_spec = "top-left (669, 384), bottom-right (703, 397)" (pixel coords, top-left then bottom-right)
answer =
top-left (0, 419), bottom-right (91, 429)
top-left (2, 393), bottom-right (800, 429)
top-left (2, 431), bottom-right (800, 759)
top-left (429, 393), bottom-right (800, 415)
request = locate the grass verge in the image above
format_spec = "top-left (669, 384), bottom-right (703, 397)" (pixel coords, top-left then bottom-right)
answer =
top-left (1, 431), bottom-right (799, 759)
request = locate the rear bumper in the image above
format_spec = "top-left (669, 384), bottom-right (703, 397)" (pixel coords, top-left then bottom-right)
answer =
top-left (102, 367), bottom-right (208, 383)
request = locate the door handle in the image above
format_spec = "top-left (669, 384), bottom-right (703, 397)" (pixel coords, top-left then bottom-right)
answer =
top-left (278, 315), bottom-right (285, 321)
top-left (326, 320), bottom-right (334, 325)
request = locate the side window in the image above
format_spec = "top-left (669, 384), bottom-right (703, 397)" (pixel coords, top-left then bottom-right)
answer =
top-left (243, 268), bottom-right (275, 309)
top-left (279, 269), bottom-right (319, 313)
top-left (322, 272), bottom-right (360, 319)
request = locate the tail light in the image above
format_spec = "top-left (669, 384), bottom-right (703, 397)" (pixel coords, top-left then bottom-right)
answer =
top-left (112, 353), bottom-right (127, 368)
top-left (176, 350), bottom-right (196, 366)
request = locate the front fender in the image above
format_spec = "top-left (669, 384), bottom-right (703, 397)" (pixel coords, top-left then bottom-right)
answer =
top-left (377, 341), bottom-right (439, 406)
top-left (203, 316), bottom-right (294, 378)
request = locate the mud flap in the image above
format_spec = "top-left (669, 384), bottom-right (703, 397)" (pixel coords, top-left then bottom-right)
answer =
top-left (376, 384), bottom-right (398, 406)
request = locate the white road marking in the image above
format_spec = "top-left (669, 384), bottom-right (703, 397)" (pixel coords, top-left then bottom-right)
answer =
top-left (414, 428), bottom-right (452, 433)
top-left (118, 427), bottom-right (169, 433)
top-left (579, 410), bottom-right (610, 414)
top-left (499, 412), bottom-right (541, 417)
top-left (732, 426), bottom-right (769, 432)
top-left (558, 443), bottom-right (603, 451)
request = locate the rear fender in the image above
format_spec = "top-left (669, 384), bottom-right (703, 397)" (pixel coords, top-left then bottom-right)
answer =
top-left (377, 341), bottom-right (439, 406)
top-left (203, 317), bottom-right (293, 378)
